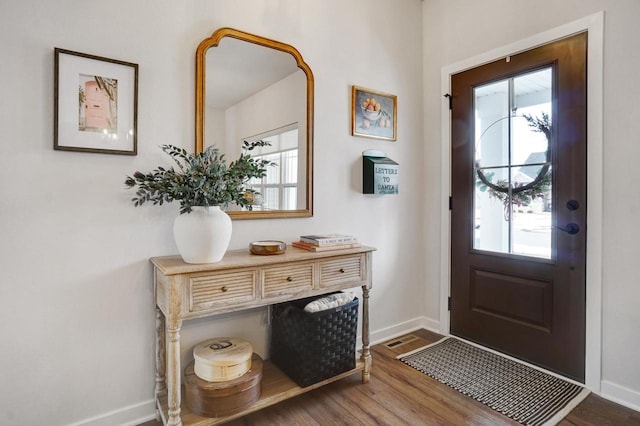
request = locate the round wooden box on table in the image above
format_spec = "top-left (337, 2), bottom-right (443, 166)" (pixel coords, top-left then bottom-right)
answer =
top-left (249, 240), bottom-right (286, 255)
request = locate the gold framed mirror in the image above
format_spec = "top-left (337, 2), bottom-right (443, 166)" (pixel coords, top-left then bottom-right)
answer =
top-left (196, 27), bottom-right (314, 219)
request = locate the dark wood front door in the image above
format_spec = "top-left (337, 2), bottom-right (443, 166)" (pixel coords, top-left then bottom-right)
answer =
top-left (450, 33), bottom-right (587, 382)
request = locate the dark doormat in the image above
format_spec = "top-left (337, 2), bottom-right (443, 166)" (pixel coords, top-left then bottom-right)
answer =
top-left (398, 337), bottom-right (589, 426)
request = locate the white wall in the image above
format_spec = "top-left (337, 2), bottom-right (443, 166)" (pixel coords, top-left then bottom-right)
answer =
top-left (423, 0), bottom-right (640, 411)
top-left (225, 71), bottom-right (305, 153)
top-left (224, 71), bottom-right (308, 208)
top-left (0, 0), bottom-right (424, 425)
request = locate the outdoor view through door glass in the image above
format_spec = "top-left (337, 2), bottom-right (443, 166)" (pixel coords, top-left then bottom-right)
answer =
top-left (473, 68), bottom-right (552, 258)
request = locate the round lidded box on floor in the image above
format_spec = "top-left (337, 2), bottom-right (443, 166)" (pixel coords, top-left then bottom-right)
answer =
top-left (185, 353), bottom-right (263, 418)
top-left (193, 337), bottom-right (253, 382)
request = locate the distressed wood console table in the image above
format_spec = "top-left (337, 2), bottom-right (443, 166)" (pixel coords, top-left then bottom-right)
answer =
top-left (151, 245), bottom-right (375, 425)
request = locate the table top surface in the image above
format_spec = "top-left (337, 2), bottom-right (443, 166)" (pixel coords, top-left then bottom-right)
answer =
top-left (151, 245), bottom-right (376, 276)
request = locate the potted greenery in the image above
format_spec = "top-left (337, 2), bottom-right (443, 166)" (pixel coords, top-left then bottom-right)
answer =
top-left (125, 141), bottom-right (272, 263)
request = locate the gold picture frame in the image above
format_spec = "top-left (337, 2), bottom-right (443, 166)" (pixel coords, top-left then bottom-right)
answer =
top-left (54, 48), bottom-right (138, 155)
top-left (351, 85), bottom-right (397, 141)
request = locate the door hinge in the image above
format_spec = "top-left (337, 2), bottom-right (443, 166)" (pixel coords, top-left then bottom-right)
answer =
top-left (449, 196), bottom-right (453, 210)
top-left (444, 93), bottom-right (452, 110)
top-left (448, 296), bottom-right (452, 311)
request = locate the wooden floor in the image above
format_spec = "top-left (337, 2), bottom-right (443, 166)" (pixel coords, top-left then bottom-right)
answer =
top-left (142, 329), bottom-right (640, 425)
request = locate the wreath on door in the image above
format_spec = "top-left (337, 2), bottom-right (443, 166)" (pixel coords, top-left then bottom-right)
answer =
top-left (475, 112), bottom-right (552, 220)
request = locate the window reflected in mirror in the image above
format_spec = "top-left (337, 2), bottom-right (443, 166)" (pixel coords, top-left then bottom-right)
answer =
top-left (231, 124), bottom-right (302, 211)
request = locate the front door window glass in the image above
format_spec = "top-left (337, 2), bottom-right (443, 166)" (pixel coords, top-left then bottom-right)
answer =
top-left (473, 68), bottom-right (552, 258)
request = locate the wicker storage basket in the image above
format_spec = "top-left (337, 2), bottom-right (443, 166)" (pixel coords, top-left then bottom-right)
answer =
top-left (270, 294), bottom-right (358, 387)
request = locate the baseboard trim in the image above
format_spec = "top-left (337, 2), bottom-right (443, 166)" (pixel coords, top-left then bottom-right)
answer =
top-left (600, 380), bottom-right (640, 413)
top-left (369, 316), bottom-right (440, 346)
top-left (68, 399), bottom-right (156, 426)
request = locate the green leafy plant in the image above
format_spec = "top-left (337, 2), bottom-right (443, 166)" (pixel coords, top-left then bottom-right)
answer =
top-left (124, 141), bottom-right (273, 214)
top-left (477, 171), bottom-right (551, 219)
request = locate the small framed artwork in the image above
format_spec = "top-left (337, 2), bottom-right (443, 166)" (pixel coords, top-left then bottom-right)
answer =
top-left (54, 48), bottom-right (138, 155)
top-left (351, 85), bottom-right (397, 141)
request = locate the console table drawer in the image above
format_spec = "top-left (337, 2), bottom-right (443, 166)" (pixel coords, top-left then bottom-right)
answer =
top-left (319, 255), bottom-right (364, 288)
top-left (263, 262), bottom-right (314, 298)
top-left (188, 270), bottom-right (257, 312)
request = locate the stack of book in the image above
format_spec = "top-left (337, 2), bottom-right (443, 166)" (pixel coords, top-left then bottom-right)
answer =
top-left (292, 234), bottom-right (361, 252)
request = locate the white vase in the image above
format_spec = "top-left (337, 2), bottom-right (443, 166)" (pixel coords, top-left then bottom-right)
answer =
top-left (173, 206), bottom-right (232, 263)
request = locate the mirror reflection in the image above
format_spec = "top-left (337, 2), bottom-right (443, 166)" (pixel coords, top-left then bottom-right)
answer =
top-left (196, 28), bottom-right (313, 219)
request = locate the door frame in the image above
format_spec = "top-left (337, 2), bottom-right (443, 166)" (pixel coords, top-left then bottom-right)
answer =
top-left (439, 12), bottom-right (604, 392)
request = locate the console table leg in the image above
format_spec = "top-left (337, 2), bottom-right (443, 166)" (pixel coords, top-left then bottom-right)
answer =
top-left (361, 285), bottom-right (371, 383)
top-left (155, 308), bottom-right (166, 421)
top-left (166, 323), bottom-right (182, 426)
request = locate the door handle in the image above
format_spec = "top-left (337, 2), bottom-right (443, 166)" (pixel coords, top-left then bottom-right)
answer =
top-left (557, 223), bottom-right (580, 235)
